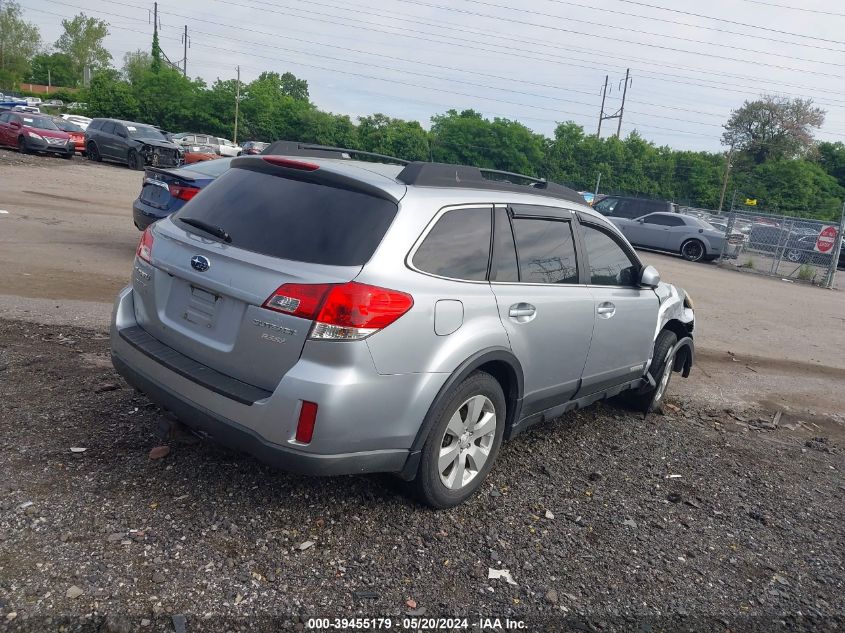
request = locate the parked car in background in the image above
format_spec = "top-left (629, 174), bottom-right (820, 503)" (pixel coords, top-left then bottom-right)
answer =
top-left (172, 133), bottom-right (241, 157)
top-left (132, 157), bottom-right (233, 229)
top-left (594, 196), bottom-right (679, 220)
top-left (609, 212), bottom-right (730, 262)
top-left (51, 117), bottom-right (86, 154)
top-left (240, 140), bottom-right (269, 155)
top-left (25, 97), bottom-right (42, 106)
top-left (60, 114), bottom-right (91, 130)
top-left (182, 144), bottom-right (221, 164)
top-left (66, 102), bottom-right (87, 111)
top-left (0, 111), bottom-right (74, 158)
top-left (112, 148), bottom-right (695, 508)
top-left (12, 105), bottom-right (40, 114)
top-left (85, 118), bottom-right (183, 169)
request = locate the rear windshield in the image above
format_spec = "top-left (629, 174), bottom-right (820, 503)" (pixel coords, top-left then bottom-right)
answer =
top-left (173, 168), bottom-right (398, 266)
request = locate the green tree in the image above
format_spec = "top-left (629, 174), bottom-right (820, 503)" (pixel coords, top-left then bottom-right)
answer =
top-left (133, 67), bottom-right (202, 131)
top-left (150, 30), bottom-right (162, 73)
top-left (722, 95), bottom-right (825, 164)
top-left (123, 49), bottom-right (151, 84)
top-left (83, 69), bottom-right (139, 119)
top-left (738, 159), bottom-right (844, 219)
top-left (430, 109), bottom-right (545, 175)
top-left (28, 52), bottom-right (77, 88)
top-left (55, 14), bottom-right (111, 84)
top-left (358, 114), bottom-right (429, 160)
top-left (279, 71), bottom-right (308, 101)
top-left (0, 1), bottom-right (41, 86)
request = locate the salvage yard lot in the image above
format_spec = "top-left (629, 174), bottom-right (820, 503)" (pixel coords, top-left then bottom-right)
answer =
top-left (1, 150), bottom-right (844, 630)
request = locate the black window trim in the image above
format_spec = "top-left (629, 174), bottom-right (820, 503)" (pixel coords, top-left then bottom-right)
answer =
top-left (574, 215), bottom-right (645, 289)
top-left (406, 203), bottom-right (494, 284)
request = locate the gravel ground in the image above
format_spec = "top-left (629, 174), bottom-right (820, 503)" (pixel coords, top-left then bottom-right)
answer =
top-left (1, 319), bottom-right (843, 633)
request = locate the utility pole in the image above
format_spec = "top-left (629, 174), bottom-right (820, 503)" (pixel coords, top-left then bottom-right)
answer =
top-left (233, 65), bottom-right (240, 144)
top-left (718, 143), bottom-right (734, 213)
top-left (153, 2), bottom-right (158, 41)
top-left (597, 75), bottom-right (608, 137)
top-left (596, 69), bottom-right (631, 139)
top-left (616, 68), bottom-right (630, 139)
top-left (182, 25), bottom-right (188, 76)
top-left (594, 172), bottom-right (602, 198)
top-left (47, 67), bottom-right (51, 90)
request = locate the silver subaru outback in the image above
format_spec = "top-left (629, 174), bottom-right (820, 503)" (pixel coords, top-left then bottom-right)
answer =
top-left (111, 147), bottom-right (695, 508)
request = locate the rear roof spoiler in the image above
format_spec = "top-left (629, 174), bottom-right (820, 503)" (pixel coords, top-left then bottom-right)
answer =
top-left (144, 166), bottom-right (195, 182)
top-left (230, 156), bottom-right (403, 203)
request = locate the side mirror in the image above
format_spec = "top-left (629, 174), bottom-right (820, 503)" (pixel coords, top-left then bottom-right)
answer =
top-left (637, 218), bottom-right (645, 223)
top-left (639, 265), bottom-right (661, 288)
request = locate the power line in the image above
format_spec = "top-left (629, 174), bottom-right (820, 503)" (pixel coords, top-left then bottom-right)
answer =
top-left (391, 0), bottom-right (845, 77)
top-left (737, 0), bottom-right (845, 17)
top-left (544, 0), bottom-right (845, 53)
top-left (233, 0), bottom-right (845, 103)
top-left (612, 0), bottom-right (845, 45)
top-left (448, 0), bottom-right (840, 62)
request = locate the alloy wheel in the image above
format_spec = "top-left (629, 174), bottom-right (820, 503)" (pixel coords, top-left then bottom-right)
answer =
top-left (438, 395), bottom-right (497, 490)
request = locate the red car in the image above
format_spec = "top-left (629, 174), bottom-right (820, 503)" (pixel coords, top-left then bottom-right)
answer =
top-left (0, 111), bottom-right (73, 158)
top-left (182, 144), bottom-right (220, 164)
top-left (52, 117), bottom-right (86, 154)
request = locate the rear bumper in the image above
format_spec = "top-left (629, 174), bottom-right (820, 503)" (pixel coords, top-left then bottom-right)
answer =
top-left (132, 199), bottom-right (169, 230)
top-left (111, 353), bottom-right (409, 475)
top-left (110, 286), bottom-right (445, 476)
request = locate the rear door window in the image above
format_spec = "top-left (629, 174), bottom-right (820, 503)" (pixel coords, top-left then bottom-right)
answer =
top-left (412, 207), bottom-right (492, 281)
top-left (101, 121), bottom-right (116, 135)
top-left (173, 168), bottom-right (398, 266)
top-left (511, 218), bottom-right (578, 284)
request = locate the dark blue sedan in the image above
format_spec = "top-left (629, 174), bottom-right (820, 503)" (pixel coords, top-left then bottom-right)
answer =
top-left (132, 157), bottom-right (233, 230)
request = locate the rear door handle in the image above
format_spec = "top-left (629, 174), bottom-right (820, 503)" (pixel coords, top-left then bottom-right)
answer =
top-left (508, 303), bottom-right (536, 323)
top-left (597, 302), bottom-right (616, 318)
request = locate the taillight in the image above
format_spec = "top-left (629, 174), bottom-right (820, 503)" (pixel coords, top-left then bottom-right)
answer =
top-left (168, 184), bottom-right (201, 201)
top-left (136, 227), bottom-right (154, 263)
top-left (296, 401), bottom-right (318, 443)
top-left (261, 282), bottom-right (414, 340)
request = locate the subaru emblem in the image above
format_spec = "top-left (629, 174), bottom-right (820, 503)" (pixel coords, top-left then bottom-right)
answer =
top-left (190, 255), bottom-right (210, 272)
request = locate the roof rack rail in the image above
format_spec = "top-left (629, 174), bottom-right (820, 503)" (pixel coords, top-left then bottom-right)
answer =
top-left (261, 141), bottom-right (409, 165)
top-left (396, 162), bottom-right (585, 205)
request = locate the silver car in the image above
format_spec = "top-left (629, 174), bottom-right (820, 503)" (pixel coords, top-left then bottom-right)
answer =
top-left (608, 212), bottom-right (728, 262)
top-left (111, 150), bottom-right (695, 508)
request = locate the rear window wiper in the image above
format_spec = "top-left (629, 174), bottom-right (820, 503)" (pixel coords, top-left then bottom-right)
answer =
top-left (179, 217), bottom-right (232, 243)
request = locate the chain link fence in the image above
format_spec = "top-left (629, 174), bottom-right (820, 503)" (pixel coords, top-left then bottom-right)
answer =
top-left (713, 207), bottom-right (845, 288)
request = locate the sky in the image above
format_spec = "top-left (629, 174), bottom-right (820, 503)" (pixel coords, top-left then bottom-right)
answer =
top-left (17, 0), bottom-right (845, 152)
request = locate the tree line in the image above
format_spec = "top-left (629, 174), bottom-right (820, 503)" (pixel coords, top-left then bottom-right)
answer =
top-left (2, 1), bottom-right (845, 220)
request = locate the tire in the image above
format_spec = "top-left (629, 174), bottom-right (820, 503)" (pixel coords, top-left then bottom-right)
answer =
top-left (680, 239), bottom-right (706, 262)
top-left (87, 141), bottom-right (101, 162)
top-left (623, 329), bottom-right (678, 413)
top-left (785, 248), bottom-right (804, 263)
top-left (127, 149), bottom-right (145, 170)
top-left (18, 136), bottom-right (30, 154)
top-left (414, 371), bottom-right (506, 508)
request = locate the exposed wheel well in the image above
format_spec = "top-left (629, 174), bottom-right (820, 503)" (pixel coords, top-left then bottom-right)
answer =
top-left (662, 319), bottom-right (694, 375)
top-left (476, 360), bottom-right (520, 437)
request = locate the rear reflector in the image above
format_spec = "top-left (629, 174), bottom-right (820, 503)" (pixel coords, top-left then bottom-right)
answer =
top-left (296, 401), bottom-right (318, 443)
top-left (262, 156), bottom-right (320, 171)
top-left (136, 227), bottom-right (154, 263)
top-left (168, 183), bottom-right (201, 201)
top-left (262, 281), bottom-right (413, 340)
